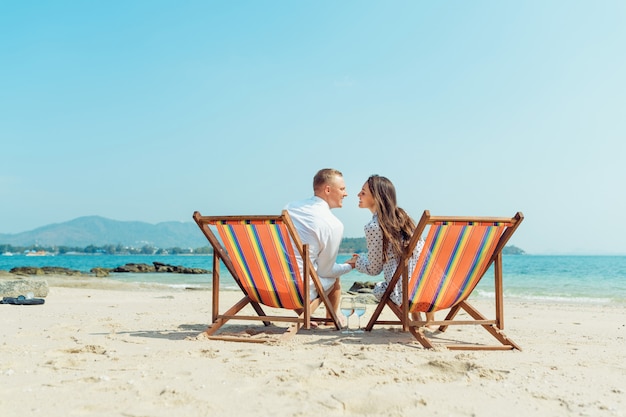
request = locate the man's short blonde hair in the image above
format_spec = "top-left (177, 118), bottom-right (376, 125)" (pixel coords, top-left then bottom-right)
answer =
top-left (313, 168), bottom-right (343, 192)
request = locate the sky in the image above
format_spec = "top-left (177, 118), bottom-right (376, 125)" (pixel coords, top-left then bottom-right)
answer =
top-left (1, 1), bottom-right (625, 255)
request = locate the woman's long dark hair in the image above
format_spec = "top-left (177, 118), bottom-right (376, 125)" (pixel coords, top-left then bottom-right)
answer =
top-left (367, 175), bottom-right (416, 262)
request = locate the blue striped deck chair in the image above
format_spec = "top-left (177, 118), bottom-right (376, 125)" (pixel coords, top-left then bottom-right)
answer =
top-left (365, 210), bottom-right (524, 350)
top-left (193, 210), bottom-right (341, 342)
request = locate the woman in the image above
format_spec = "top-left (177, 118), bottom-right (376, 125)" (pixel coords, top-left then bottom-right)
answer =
top-left (354, 175), bottom-right (434, 322)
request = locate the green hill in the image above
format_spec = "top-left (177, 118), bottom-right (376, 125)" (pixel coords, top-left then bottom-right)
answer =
top-left (0, 216), bottom-right (207, 249)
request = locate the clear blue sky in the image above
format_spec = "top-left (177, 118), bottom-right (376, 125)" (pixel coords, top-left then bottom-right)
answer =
top-left (1, 1), bottom-right (625, 254)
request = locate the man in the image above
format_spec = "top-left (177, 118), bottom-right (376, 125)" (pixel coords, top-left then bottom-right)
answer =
top-left (285, 168), bottom-right (357, 320)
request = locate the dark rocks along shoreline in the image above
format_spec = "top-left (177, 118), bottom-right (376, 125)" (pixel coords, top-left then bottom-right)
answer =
top-left (8, 262), bottom-right (210, 277)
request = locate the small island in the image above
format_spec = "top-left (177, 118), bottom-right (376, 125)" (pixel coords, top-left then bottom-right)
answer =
top-left (502, 245), bottom-right (525, 255)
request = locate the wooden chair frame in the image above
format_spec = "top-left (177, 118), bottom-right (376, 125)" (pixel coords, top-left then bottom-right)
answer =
top-left (193, 210), bottom-right (341, 343)
top-left (365, 210), bottom-right (524, 351)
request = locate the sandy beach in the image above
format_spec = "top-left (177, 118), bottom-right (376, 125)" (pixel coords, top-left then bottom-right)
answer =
top-left (1, 276), bottom-right (624, 417)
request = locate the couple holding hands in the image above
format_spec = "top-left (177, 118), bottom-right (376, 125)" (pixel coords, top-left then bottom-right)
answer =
top-left (285, 168), bottom-right (434, 324)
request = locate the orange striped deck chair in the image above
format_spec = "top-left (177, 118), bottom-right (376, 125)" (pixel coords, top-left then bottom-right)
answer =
top-left (193, 210), bottom-right (341, 342)
top-left (365, 210), bottom-right (524, 350)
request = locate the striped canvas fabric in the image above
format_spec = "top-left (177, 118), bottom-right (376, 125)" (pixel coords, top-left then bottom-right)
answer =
top-left (212, 219), bottom-right (305, 310)
top-left (407, 221), bottom-right (509, 313)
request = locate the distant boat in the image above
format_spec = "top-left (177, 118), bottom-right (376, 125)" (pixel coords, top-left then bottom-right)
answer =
top-left (1, 252), bottom-right (13, 256)
top-left (25, 250), bottom-right (53, 257)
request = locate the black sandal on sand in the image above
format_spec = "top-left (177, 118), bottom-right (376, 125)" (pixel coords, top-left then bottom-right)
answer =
top-left (0, 295), bottom-right (45, 305)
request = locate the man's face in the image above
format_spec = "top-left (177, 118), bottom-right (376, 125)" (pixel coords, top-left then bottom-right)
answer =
top-left (324, 175), bottom-right (348, 209)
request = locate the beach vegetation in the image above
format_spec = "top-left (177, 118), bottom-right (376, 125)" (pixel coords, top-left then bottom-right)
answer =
top-left (340, 237), bottom-right (368, 253)
top-left (0, 241), bottom-right (525, 256)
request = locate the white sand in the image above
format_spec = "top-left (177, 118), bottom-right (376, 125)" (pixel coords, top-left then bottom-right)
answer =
top-left (1, 277), bottom-right (624, 417)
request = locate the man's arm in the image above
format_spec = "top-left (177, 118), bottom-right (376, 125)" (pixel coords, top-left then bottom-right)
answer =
top-left (315, 224), bottom-right (352, 279)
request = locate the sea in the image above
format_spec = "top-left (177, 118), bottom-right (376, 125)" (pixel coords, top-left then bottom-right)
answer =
top-left (1, 254), bottom-right (625, 305)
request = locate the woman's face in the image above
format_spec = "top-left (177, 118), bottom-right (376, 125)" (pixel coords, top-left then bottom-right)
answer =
top-left (358, 181), bottom-right (376, 212)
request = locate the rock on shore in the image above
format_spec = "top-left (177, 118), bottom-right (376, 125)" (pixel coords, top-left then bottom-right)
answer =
top-left (0, 274), bottom-right (49, 298)
top-left (111, 262), bottom-right (209, 274)
top-left (7, 263), bottom-right (210, 278)
top-left (1, 263), bottom-right (209, 297)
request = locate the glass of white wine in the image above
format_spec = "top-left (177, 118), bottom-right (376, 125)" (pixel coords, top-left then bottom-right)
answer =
top-left (340, 298), bottom-right (355, 334)
top-left (353, 299), bottom-right (366, 333)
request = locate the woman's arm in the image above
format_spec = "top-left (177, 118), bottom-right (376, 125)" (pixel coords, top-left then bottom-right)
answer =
top-left (355, 219), bottom-right (384, 276)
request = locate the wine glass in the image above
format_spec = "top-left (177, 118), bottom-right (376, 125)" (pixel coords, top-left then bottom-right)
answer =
top-left (340, 298), bottom-right (355, 333)
top-left (353, 299), bottom-right (366, 333)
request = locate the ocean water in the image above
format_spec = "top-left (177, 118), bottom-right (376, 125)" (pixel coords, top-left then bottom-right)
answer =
top-left (1, 254), bottom-right (625, 305)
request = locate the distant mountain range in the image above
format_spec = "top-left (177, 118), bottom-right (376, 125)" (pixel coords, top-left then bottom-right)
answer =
top-left (0, 216), bottom-right (208, 249)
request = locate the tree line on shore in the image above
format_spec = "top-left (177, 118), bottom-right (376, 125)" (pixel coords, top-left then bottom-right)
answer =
top-left (1, 239), bottom-right (524, 256)
top-left (0, 243), bottom-right (210, 256)
top-left (0, 237), bottom-right (369, 256)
